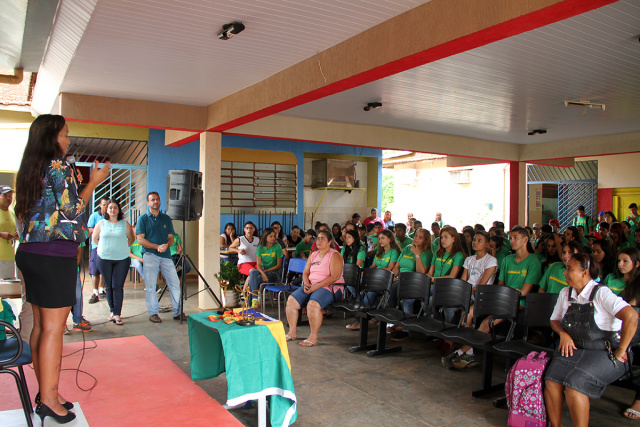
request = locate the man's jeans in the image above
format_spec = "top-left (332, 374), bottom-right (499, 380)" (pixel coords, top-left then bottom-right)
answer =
top-left (143, 253), bottom-right (181, 317)
top-left (71, 269), bottom-right (84, 324)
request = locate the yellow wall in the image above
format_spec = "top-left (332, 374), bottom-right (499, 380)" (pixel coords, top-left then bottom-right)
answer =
top-left (221, 147), bottom-right (296, 165)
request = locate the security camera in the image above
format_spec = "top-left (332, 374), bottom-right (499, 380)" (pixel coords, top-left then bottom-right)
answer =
top-left (217, 22), bottom-right (245, 40)
top-left (364, 102), bottom-right (382, 112)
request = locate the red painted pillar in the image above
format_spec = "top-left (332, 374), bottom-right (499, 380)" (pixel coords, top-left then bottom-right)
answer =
top-left (509, 162), bottom-right (520, 230)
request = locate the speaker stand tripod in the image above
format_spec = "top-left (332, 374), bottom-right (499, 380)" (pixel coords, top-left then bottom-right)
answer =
top-left (158, 220), bottom-right (223, 324)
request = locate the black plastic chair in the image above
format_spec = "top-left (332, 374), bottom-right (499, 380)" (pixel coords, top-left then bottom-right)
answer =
top-left (333, 268), bottom-right (394, 353)
top-left (440, 284), bottom-right (520, 397)
top-left (0, 319), bottom-right (34, 427)
top-left (340, 263), bottom-right (362, 302)
top-left (492, 292), bottom-right (559, 358)
top-left (367, 272), bottom-right (431, 356)
top-left (401, 278), bottom-right (472, 337)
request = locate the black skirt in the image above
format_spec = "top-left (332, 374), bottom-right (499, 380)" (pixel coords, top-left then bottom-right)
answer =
top-left (16, 251), bottom-right (76, 308)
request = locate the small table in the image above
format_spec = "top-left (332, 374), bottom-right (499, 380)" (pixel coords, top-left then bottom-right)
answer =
top-left (188, 310), bottom-right (297, 427)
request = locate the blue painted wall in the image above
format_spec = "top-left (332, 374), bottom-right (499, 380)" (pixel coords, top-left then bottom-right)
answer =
top-left (146, 130), bottom-right (382, 229)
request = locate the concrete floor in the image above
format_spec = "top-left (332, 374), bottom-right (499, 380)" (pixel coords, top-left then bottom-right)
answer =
top-left (63, 277), bottom-right (639, 427)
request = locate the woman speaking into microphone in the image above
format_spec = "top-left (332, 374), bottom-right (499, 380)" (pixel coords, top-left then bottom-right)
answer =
top-left (14, 115), bottom-right (110, 424)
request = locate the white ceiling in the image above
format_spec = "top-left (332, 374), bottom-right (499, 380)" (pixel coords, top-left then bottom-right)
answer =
top-left (280, 0), bottom-right (640, 144)
top-left (61, 0), bottom-right (429, 106)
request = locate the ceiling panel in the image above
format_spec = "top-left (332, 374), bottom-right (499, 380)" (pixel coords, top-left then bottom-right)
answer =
top-left (60, 0), bottom-right (429, 106)
top-left (279, 0), bottom-right (640, 145)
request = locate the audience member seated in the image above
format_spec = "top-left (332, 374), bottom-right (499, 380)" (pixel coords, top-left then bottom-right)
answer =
top-left (539, 240), bottom-right (588, 294)
top-left (489, 235), bottom-right (506, 272)
top-left (604, 247), bottom-right (640, 296)
top-left (541, 233), bottom-right (564, 273)
top-left (220, 222), bottom-right (238, 264)
top-left (285, 229), bottom-right (344, 347)
top-left (462, 227), bottom-right (475, 256)
top-left (442, 230), bottom-right (497, 368)
top-left (363, 208), bottom-right (386, 229)
top-left (310, 223), bottom-right (340, 252)
top-left (129, 238), bottom-right (144, 278)
top-left (229, 221), bottom-right (260, 287)
top-left (549, 218), bottom-right (560, 233)
top-left (592, 238), bottom-right (615, 282)
top-left (332, 223), bottom-right (344, 246)
top-left (345, 229), bottom-right (400, 331)
top-left (427, 226), bottom-right (465, 283)
top-left (342, 229), bottom-right (366, 267)
top-left (270, 221), bottom-right (289, 259)
top-left (609, 222), bottom-right (627, 254)
top-left (394, 223), bottom-right (413, 249)
top-left (350, 212), bottom-right (362, 226)
top-left (434, 212), bottom-right (444, 228)
top-left (544, 253), bottom-right (637, 427)
top-left (295, 229), bottom-right (316, 260)
top-left (247, 227), bottom-right (284, 307)
top-left (384, 210), bottom-right (395, 229)
top-left (287, 225), bottom-right (303, 248)
top-left (170, 233), bottom-right (191, 278)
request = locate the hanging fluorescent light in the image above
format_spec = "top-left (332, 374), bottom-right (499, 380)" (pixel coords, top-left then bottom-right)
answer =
top-left (564, 100), bottom-right (605, 111)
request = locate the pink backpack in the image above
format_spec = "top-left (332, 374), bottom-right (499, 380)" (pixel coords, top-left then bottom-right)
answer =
top-left (505, 351), bottom-right (551, 427)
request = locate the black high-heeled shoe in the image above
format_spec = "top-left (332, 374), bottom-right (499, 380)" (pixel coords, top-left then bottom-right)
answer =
top-left (35, 402), bottom-right (76, 425)
top-left (35, 392), bottom-right (74, 410)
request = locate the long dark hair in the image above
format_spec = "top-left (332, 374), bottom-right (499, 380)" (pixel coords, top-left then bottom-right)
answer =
top-left (376, 229), bottom-right (401, 258)
top-left (542, 233), bottom-right (563, 271)
top-left (270, 221), bottom-right (284, 240)
top-left (103, 199), bottom-right (124, 221)
top-left (609, 222), bottom-right (624, 253)
top-left (259, 227), bottom-right (276, 247)
top-left (436, 226), bottom-right (464, 258)
top-left (592, 238), bottom-right (615, 278)
top-left (15, 114), bottom-right (67, 222)
top-left (222, 222), bottom-right (237, 245)
top-left (620, 247), bottom-right (640, 305)
top-left (343, 230), bottom-right (361, 263)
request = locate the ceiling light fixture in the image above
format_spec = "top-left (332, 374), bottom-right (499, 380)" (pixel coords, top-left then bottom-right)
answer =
top-left (528, 129), bottom-right (547, 136)
top-left (363, 102), bottom-right (382, 112)
top-left (564, 99), bottom-right (605, 111)
top-left (217, 21), bottom-right (245, 40)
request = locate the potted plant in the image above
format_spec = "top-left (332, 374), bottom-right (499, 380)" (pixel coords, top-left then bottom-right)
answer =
top-left (215, 261), bottom-right (242, 308)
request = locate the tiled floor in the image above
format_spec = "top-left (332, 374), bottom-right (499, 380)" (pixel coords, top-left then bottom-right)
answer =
top-left (60, 277), bottom-right (638, 427)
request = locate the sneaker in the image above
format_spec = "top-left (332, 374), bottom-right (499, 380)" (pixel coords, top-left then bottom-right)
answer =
top-left (73, 321), bottom-right (92, 332)
top-left (451, 354), bottom-right (479, 369)
top-left (99, 291), bottom-right (107, 300)
top-left (88, 294), bottom-right (100, 304)
top-left (82, 317), bottom-right (91, 325)
top-left (63, 326), bottom-right (71, 335)
top-left (441, 351), bottom-right (457, 369)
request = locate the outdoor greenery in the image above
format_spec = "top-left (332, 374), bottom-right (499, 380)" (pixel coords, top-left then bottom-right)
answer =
top-left (382, 171), bottom-right (394, 211)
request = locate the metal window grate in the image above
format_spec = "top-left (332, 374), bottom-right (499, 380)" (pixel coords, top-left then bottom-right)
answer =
top-left (221, 161), bottom-right (297, 214)
top-left (68, 137), bottom-right (148, 222)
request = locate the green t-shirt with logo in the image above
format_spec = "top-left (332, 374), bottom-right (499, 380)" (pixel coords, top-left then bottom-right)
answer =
top-left (398, 246), bottom-right (432, 273)
top-left (604, 273), bottom-right (626, 296)
top-left (295, 241), bottom-right (313, 258)
top-left (373, 247), bottom-right (400, 269)
top-left (431, 237), bottom-right (440, 255)
top-left (130, 239), bottom-right (143, 258)
top-left (431, 251), bottom-right (464, 277)
top-left (572, 215), bottom-right (593, 230)
top-left (538, 262), bottom-right (567, 294)
top-left (341, 245), bottom-right (366, 264)
top-left (256, 244), bottom-right (284, 271)
top-left (169, 233), bottom-right (182, 256)
top-left (370, 234), bottom-right (379, 246)
top-left (498, 254), bottom-right (542, 307)
top-left (396, 235), bottom-right (413, 249)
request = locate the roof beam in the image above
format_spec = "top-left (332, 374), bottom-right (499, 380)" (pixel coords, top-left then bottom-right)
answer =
top-left (205, 0), bottom-right (616, 132)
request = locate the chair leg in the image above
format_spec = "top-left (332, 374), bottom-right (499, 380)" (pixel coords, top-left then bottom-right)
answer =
top-left (367, 320), bottom-right (402, 357)
top-left (350, 314), bottom-right (376, 353)
top-left (1, 368), bottom-right (34, 427)
top-left (472, 351), bottom-right (504, 397)
top-left (18, 365), bottom-right (33, 413)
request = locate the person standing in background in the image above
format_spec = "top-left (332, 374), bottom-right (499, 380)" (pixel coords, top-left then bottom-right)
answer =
top-left (0, 185), bottom-right (18, 279)
top-left (87, 197), bottom-right (108, 303)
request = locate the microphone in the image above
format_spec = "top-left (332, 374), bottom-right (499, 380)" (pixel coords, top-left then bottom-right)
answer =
top-left (66, 156), bottom-right (79, 183)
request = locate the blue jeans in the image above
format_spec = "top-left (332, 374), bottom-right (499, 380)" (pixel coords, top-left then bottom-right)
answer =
top-left (247, 270), bottom-right (281, 303)
top-left (143, 253), bottom-right (181, 316)
top-left (97, 256), bottom-right (130, 316)
top-left (71, 269), bottom-right (83, 324)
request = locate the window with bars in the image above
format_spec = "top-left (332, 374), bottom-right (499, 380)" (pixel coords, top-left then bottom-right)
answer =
top-left (220, 161), bottom-right (297, 214)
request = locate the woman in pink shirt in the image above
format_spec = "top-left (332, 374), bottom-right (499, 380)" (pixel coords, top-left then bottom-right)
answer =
top-left (285, 229), bottom-right (344, 347)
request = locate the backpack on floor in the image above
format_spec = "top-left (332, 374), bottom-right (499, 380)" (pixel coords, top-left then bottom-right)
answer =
top-left (505, 351), bottom-right (551, 427)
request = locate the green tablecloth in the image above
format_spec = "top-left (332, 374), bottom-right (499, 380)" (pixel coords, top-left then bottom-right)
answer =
top-left (188, 311), bottom-right (297, 427)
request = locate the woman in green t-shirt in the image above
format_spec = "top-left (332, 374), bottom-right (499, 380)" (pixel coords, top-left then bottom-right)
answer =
top-left (604, 247), bottom-right (640, 296)
top-left (427, 226), bottom-right (465, 282)
top-left (346, 230), bottom-right (400, 331)
top-left (539, 240), bottom-right (587, 294)
top-left (247, 227), bottom-right (283, 307)
top-left (341, 230), bottom-right (366, 267)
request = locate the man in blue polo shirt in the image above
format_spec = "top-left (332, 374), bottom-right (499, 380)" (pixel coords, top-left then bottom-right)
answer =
top-left (136, 192), bottom-right (185, 323)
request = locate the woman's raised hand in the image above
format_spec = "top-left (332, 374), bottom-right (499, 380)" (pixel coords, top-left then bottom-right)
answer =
top-left (90, 160), bottom-right (111, 185)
